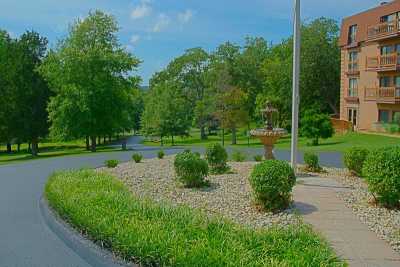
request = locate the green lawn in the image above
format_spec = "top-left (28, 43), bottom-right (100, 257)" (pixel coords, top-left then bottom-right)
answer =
top-left (0, 139), bottom-right (123, 165)
top-left (143, 129), bottom-right (400, 153)
top-left (45, 169), bottom-right (345, 267)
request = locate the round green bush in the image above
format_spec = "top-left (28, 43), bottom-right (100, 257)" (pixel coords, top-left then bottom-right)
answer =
top-left (344, 147), bottom-right (369, 176)
top-left (303, 152), bottom-right (321, 172)
top-left (132, 153), bottom-right (143, 163)
top-left (205, 143), bottom-right (228, 174)
top-left (174, 151), bottom-right (209, 188)
top-left (249, 160), bottom-right (296, 212)
top-left (157, 150), bottom-right (165, 159)
top-left (105, 159), bottom-right (119, 168)
top-left (362, 146), bottom-right (400, 208)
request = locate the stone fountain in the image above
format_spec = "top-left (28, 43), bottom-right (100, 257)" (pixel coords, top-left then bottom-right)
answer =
top-left (250, 102), bottom-right (287, 160)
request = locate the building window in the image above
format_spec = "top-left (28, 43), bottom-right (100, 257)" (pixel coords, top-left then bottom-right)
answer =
top-left (379, 110), bottom-right (390, 123)
top-left (380, 76), bottom-right (392, 87)
top-left (348, 78), bottom-right (358, 97)
top-left (348, 51), bottom-right (358, 61)
top-left (348, 25), bottom-right (357, 44)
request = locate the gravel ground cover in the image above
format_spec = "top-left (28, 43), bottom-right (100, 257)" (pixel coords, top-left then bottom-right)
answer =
top-left (103, 156), bottom-right (299, 229)
top-left (299, 166), bottom-right (400, 253)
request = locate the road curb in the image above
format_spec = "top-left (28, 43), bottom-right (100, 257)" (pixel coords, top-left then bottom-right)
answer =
top-left (39, 196), bottom-right (133, 267)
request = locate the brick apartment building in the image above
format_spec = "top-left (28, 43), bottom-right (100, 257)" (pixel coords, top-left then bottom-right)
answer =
top-left (340, 0), bottom-right (400, 131)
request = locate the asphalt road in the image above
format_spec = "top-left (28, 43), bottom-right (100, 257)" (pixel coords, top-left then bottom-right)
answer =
top-left (0, 136), bottom-right (343, 267)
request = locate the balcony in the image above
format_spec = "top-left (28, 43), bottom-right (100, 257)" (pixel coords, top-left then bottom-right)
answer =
top-left (344, 88), bottom-right (359, 103)
top-left (367, 20), bottom-right (400, 41)
top-left (346, 61), bottom-right (359, 76)
top-left (366, 53), bottom-right (400, 71)
top-left (365, 87), bottom-right (400, 103)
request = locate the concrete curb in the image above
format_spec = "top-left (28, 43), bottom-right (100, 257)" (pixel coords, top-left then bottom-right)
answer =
top-left (39, 196), bottom-right (134, 267)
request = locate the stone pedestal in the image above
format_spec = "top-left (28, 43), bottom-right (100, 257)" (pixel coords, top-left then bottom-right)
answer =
top-left (264, 144), bottom-right (275, 160)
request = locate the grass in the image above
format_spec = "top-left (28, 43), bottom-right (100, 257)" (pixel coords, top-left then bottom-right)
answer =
top-left (143, 128), bottom-right (400, 153)
top-left (45, 169), bottom-right (346, 267)
top-left (0, 138), bottom-right (126, 165)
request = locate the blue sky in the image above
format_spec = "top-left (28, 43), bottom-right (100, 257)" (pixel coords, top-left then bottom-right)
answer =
top-left (0, 0), bottom-right (380, 85)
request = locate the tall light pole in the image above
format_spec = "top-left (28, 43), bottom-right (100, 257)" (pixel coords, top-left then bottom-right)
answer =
top-left (291, 0), bottom-right (301, 170)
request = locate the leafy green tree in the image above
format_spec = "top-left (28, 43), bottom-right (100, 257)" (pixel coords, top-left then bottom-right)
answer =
top-left (142, 81), bottom-right (191, 145)
top-left (301, 109), bottom-right (333, 146)
top-left (213, 65), bottom-right (249, 145)
top-left (261, 17), bottom-right (340, 126)
top-left (0, 30), bottom-right (16, 153)
top-left (40, 10), bottom-right (141, 152)
top-left (14, 31), bottom-right (51, 156)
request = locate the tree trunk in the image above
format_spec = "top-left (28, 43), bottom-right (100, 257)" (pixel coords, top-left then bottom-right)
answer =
top-left (222, 128), bottom-right (225, 147)
top-left (28, 143), bottom-right (31, 153)
top-left (85, 136), bottom-right (90, 151)
top-left (103, 136), bottom-right (106, 144)
top-left (17, 143), bottom-right (21, 153)
top-left (97, 136), bottom-right (101, 145)
top-left (231, 128), bottom-right (237, 145)
top-left (200, 126), bottom-right (207, 140)
top-left (122, 139), bottom-right (127, 151)
top-left (171, 135), bottom-right (175, 146)
top-left (90, 136), bottom-right (96, 152)
top-left (31, 139), bottom-right (38, 156)
top-left (108, 135), bottom-right (112, 142)
top-left (6, 143), bottom-right (12, 153)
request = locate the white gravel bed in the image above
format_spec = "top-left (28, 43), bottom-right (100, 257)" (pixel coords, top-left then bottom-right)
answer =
top-left (302, 166), bottom-right (400, 253)
top-left (101, 156), bottom-right (299, 229)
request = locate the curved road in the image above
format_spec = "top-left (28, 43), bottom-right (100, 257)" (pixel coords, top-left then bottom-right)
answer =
top-left (0, 136), bottom-right (343, 267)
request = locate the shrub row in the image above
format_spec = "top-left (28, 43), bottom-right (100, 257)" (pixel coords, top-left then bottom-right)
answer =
top-left (45, 169), bottom-right (344, 267)
top-left (363, 146), bottom-right (400, 208)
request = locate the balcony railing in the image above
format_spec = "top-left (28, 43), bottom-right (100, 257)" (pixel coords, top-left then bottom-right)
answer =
top-left (364, 87), bottom-right (400, 103)
top-left (346, 61), bottom-right (359, 75)
top-left (367, 20), bottom-right (400, 40)
top-left (366, 53), bottom-right (400, 70)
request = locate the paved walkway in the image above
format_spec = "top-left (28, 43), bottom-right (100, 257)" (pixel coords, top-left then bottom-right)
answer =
top-left (294, 176), bottom-right (400, 267)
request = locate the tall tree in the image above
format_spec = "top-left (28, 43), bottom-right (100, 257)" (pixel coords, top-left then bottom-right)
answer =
top-left (14, 31), bottom-right (50, 156)
top-left (142, 81), bottom-right (191, 145)
top-left (160, 48), bottom-right (211, 139)
top-left (0, 30), bottom-right (15, 153)
top-left (261, 17), bottom-right (340, 128)
top-left (40, 10), bottom-right (141, 152)
top-left (213, 65), bottom-right (249, 145)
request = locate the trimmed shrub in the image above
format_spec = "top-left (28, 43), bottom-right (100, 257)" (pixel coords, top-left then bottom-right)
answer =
top-left (363, 146), bottom-right (400, 208)
top-left (344, 147), bottom-right (369, 176)
top-left (205, 143), bottom-right (228, 174)
top-left (158, 150), bottom-right (165, 159)
top-left (105, 159), bottom-right (119, 168)
top-left (249, 160), bottom-right (296, 212)
top-left (174, 151), bottom-right (209, 188)
top-left (304, 152), bottom-right (321, 172)
top-left (232, 150), bottom-right (246, 162)
top-left (132, 153), bottom-right (143, 163)
top-left (254, 155), bottom-right (263, 162)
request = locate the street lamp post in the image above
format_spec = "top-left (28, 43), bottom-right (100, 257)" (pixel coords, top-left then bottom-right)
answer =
top-left (291, 0), bottom-right (301, 171)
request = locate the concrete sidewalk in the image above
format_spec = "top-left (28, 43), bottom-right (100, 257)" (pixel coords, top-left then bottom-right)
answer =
top-left (294, 176), bottom-right (400, 267)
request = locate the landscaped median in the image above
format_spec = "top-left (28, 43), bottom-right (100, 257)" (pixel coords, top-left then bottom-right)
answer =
top-left (45, 169), bottom-right (345, 267)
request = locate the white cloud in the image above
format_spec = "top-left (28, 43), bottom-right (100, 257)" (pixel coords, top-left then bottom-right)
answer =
top-left (131, 1), bottom-right (152, 19)
top-left (178, 9), bottom-right (193, 24)
top-left (130, 34), bottom-right (141, 45)
top-left (152, 13), bottom-right (171, 32)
